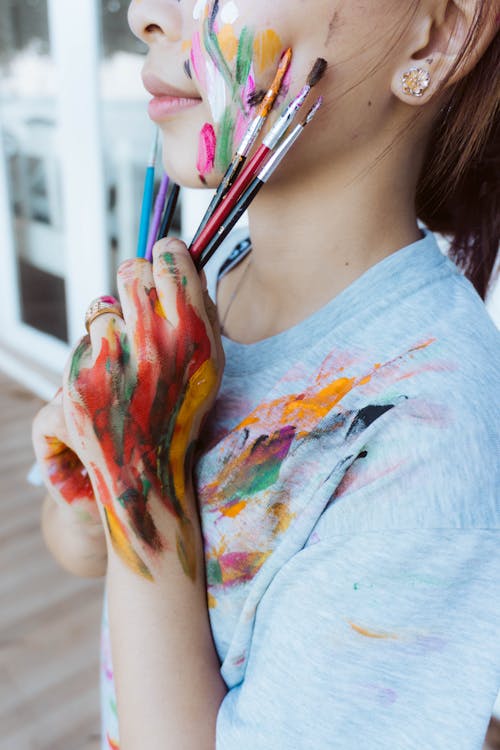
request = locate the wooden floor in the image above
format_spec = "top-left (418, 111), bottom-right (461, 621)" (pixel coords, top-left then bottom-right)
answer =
top-left (0, 371), bottom-right (103, 750)
top-left (0, 368), bottom-right (498, 750)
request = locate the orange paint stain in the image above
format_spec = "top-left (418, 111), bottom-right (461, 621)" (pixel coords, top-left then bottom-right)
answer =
top-left (237, 375), bottom-right (356, 433)
top-left (181, 39), bottom-right (192, 53)
top-left (154, 297), bottom-right (166, 319)
top-left (104, 505), bottom-right (153, 581)
top-left (220, 499), bottom-right (247, 518)
top-left (253, 29), bottom-right (283, 76)
top-left (217, 24), bottom-right (239, 61)
top-left (348, 621), bottom-right (399, 640)
top-left (207, 592), bottom-right (218, 609)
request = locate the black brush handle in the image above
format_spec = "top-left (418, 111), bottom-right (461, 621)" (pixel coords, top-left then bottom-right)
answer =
top-left (191, 155), bottom-right (246, 244)
top-left (158, 184), bottom-right (180, 241)
top-left (197, 178), bottom-right (263, 271)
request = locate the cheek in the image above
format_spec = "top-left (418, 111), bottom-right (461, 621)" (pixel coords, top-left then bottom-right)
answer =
top-left (188, 5), bottom-right (287, 181)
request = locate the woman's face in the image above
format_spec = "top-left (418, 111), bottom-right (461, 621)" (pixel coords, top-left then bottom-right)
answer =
top-left (129, 0), bottom-right (411, 188)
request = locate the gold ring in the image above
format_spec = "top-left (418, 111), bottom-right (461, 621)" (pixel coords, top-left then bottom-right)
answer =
top-left (85, 296), bottom-right (123, 333)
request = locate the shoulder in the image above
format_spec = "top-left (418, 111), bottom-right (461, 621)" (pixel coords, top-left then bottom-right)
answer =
top-left (314, 265), bottom-right (500, 536)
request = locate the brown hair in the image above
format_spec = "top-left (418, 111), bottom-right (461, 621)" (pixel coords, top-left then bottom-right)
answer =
top-left (416, 4), bottom-right (499, 300)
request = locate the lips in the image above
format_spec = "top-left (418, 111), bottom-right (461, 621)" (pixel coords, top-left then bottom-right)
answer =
top-left (142, 72), bottom-right (202, 122)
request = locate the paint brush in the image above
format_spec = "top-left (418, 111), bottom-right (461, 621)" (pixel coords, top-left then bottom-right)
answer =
top-left (197, 98), bottom-right (323, 270)
top-left (137, 130), bottom-right (159, 258)
top-left (191, 48), bottom-right (293, 243)
top-left (189, 57), bottom-right (327, 261)
top-left (145, 172), bottom-right (170, 262)
top-left (158, 183), bottom-right (181, 241)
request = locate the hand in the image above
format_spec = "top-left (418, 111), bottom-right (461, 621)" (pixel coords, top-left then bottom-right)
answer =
top-left (32, 389), bottom-right (100, 524)
top-left (62, 240), bottom-right (224, 582)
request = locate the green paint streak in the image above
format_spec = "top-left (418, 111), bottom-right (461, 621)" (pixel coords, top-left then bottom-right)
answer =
top-left (141, 475), bottom-right (152, 497)
top-left (207, 558), bottom-right (223, 586)
top-left (215, 107), bottom-right (236, 172)
top-left (237, 460), bottom-right (281, 497)
top-left (236, 27), bottom-right (254, 87)
top-left (203, 18), bottom-right (234, 92)
top-left (162, 251), bottom-right (175, 267)
top-left (182, 275), bottom-right (188, 287)
top-left (156, 377), bottom-right (190, 520)
top-left (69, 340), bottom-right (88, 384)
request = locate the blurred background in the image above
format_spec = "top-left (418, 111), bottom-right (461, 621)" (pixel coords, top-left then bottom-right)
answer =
top-left (0, 0), bottom-right (211, 399)
top-left (0, 1), bottom-right (498, 748)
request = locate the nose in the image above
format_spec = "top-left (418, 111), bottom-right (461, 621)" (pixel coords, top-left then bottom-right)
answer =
top-left (128, 0), bottom-right (182, 44)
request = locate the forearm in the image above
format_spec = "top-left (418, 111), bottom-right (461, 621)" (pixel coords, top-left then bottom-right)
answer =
top-left (106, 495), bottom-right (227, 750)
top-left (41, 494), bottom-right (108, 578)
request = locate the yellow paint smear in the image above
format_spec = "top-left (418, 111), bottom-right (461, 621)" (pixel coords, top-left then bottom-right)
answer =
top-left (208, 592), bottom-right (218, 609)
top-left (181, 39), bottom-right (192, 53)
top-left (169, 358), bottom-right (218, 504)
top-left (104, 506), bottom-right (153, 581)
top-left (349, 621), bottom-right (398, 640)
top-left (217, 24), bottom-right (239, 62)
top-left (253, 29), bottom-right (283, 77)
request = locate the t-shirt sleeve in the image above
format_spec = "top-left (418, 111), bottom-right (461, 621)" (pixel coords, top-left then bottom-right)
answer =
top-left (215, 529), bottom-right (499, 750)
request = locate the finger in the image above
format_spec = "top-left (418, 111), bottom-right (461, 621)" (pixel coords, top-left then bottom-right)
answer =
top-left (116, 258), bottom-right (166, 361)
top-left (152, 238), bottom-right (217, 351)
top-left (62, 334), bottom-right (94, 411)
top-left (85, 296), bottom-right (126, 361)
top-left (203, 288), bottom-right (225, 370)
top-left (32, 397), bottom-right (70, 462)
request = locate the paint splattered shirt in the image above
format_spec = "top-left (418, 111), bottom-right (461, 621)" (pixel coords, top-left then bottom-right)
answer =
top-left (101, 230), bottom-right (500, 749)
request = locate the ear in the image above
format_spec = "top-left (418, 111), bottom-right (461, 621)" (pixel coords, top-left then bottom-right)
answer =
top-left (391, 0), bottom-right (499, 107)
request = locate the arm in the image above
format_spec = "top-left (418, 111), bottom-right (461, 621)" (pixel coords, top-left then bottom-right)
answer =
top-left (105, 490), bottom-right (227, 749)
top-left (41, 494), bottom-right (107, 577)
top-left (62, 239), bottom-right (227, 749)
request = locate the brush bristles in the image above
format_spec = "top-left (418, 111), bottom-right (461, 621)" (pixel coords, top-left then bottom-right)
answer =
top-left (307, 58), bottom-right (328, 88)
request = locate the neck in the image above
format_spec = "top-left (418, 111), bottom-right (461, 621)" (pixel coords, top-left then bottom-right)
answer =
top-left (242, 138), bottom-right (422, 337)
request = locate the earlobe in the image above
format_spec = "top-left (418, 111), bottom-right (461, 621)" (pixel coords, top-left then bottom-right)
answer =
top-left (391, 65), bottom-right (433, 106)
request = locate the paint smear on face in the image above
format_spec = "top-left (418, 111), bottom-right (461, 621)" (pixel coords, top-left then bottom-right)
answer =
top-left (220, 1), bottom-right (239, 24)
top-left (193, 0), bottom-right (208, 20)
top-left (191, 1), bottom-right (285, 176)
top-left (217, 23), bottom-right (239, 61)
top-left (253, 29), bottom-right (283, 77)
top-left (197, 122), bottom-right (217, 180)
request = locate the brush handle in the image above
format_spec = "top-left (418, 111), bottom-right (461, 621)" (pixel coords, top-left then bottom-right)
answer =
top-left (158, 184), bottom-right (181, 241)
top-left (191, 155), bottom-right (247, 244)
top-left (197, 179), bottom-right (263, 271)
top-left (137, 166), bottom-right (156, 258)
top-left (189, 145), bottom-right (269, 261)
top-left (145, 173), bottom-right (170, 261)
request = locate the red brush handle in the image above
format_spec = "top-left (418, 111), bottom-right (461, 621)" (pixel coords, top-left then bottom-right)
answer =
top-left (189, 145), bottom-right (270, 261)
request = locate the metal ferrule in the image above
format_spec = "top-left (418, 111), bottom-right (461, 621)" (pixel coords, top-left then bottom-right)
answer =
top-left (237, 115), bottom-right (265, 157)
top-left (263, 85), bottom-right (311, 149)
top-left (260, 124), bottom-right (302, 183)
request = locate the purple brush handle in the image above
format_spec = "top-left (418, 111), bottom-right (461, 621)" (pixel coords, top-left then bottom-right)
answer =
top-left (146, 173), bottom-right (170, 261)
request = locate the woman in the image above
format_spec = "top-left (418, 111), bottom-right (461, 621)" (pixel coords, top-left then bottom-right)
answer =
top-left (33, 1), bottom-right (499, 748)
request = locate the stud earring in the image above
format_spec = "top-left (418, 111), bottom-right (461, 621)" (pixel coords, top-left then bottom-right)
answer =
top-left (402, 67), bottom-right (431, 97)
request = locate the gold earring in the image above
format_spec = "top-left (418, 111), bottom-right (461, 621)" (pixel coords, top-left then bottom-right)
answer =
top-left (402, 67), bottom-right (431, 97)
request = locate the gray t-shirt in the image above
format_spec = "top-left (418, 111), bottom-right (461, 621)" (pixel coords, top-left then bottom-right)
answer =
top-left (101, 230), bottom-right (499, 749)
